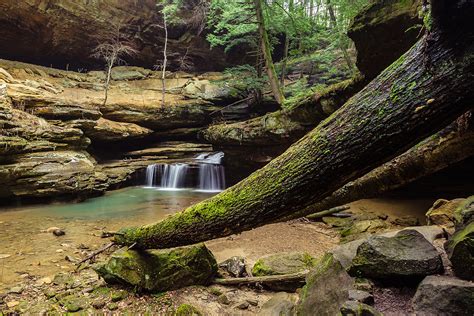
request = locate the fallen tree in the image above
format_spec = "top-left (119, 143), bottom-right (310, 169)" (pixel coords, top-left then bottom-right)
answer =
top-left (115, 0), bottom-right (474, 249)
top-left (289, 113), bottom-right (474, 220)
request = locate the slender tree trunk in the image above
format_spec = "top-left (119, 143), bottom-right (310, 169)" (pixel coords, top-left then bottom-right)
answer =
top-left (161, 11), bottom-right (168, 107)
top-left (254, 0), bottom-right (285, 105)
top-left (114, 1), bottom-right (474, 249)
top-left (280, 0), bottom-right (294, 86)
top-left (327, 0), bottom-right (354, 72)
top-left (103, 54), bottom-right (116, 107)
top-left (288, 113), bottom-right (474, 220)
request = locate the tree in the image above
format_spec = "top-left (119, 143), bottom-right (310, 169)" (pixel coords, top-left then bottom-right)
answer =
top-left (113, 0), bottom-right (474, 249)
top-left (91, 23), bottom-right (138, 106)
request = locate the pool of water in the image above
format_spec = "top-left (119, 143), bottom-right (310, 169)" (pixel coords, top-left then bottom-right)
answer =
top-left (0, 186), bottom-right (216, 290)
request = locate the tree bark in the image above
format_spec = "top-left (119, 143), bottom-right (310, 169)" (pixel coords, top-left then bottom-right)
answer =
top-left (254, 0), bottom-right (285, 105)
top-left (114, 1), bottom-right (474, 249)
top-left (291, 113), bottom-right (474, 220)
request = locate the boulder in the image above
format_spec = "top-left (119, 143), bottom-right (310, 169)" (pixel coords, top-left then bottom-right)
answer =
top-left (296, 254), bottom-right (353, 315)
top-left (257, 292), bottom-right (296, 316)
top-left (348, 0), bottom-right (422, 79)
top-left (348, 230), bottom-right (443, 280)
top-left (175, 304), bottom-right (202, 316)
top-left (348, 289), bottom-right (374, 305)
top-left (110, 66), bottom-right (152, 81)
top-left (95, 244), bottom-right (217, 292)
top-left (340, 301), bottom-right (382, 316)
top-left (251, 252), bottom-right (316, 276)
top-left (444, 222), bottom-right (474, 281)
top-left (426, 198), bottom-right (468, 228)
top-left (412, 275), bottom-right (474, 316)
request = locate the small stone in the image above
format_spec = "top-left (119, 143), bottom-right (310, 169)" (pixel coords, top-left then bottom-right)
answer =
top-left (47, 227), bottom-right (65, 236)
top-left (348, 290), bottom-right (374, 305)
top-left (6, 300), bottom-right (20, 308)
top-left (218, 256), bottom-right (247, 277)
top-left (107, 302), bottom-right (118, 311)
top-left (218, 294), bottom-right (230, 305)
top-left (111, 290), bottom-right (128, 302)
top-left (236, 301), bottom-right (249, 310)
top-left (209, 287), bottom-right (222, 296)
top-left (64, 255), bottom-right (77, 263)
top-left (340, 301), bottom-right (382, 316)
top-left (354, 278), bottom-right (374, 293)
top-left (56, 249), bottom-right (64, 253)
top-left (246, 299), bottom-right (258, 306)
top-left (8, 286), bottom-right (23, 294)
top-left (0, 254), bottom-right (11, 259)
top-left (43, 289), bottom-right (57, 299)
top-left (40, 277), bottom-right (52, 284)
top-left (92, 300), bottom-right (106, 309)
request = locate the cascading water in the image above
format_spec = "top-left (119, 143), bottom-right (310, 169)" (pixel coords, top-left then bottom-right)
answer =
top-left (195, 152), bottom-right (226, 192)
top-left (144, 152), bottom-right (226, 192)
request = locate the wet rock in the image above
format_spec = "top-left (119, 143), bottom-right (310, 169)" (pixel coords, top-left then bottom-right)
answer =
top-left (297, 254), bottom-right (353, 315)
top-left (175, 303), bottom-right (202, 316)
top-left (444, 221), bottom-right (474, 281)
top-left (340, 301), bottom-right (382, 316)
top-left (252, 252), bottom-right (316, 276)
top-left (348, 289), bottom-right (374, 305)
top-left (218, 256), bottom-right (247, 277)
top-left (412, 275), bottom-right (474, 316)
top-left (95, 244), bottom-right (217, 292)
top-left (258, 293), bottom-right (296, 316)
top-left (349, 230), bottom-right (443, 280)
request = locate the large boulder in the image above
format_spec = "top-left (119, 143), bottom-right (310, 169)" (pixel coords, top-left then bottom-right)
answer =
top-left (95, 244), bottom-right (218, 292)
top-left (348, 230), bottom-right (443, 280)
top-left (426, 197), bottom-right (470, 228)
top-left (296, 254), bottom-right (353, 315)
top-left (444, 221), bottom-right (474, 281)
top-left (412, 275), bottom-right (474, 316)
top-left (252, 252), bottom-right (316, 277)
top-left (348, 0), bottom-right (422, 79)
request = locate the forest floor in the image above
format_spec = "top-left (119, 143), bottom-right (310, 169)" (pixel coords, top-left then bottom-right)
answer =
top-left (0, 197), bottom-right (435, 314)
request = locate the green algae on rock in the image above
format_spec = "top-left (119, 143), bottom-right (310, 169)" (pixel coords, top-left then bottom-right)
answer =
top-left (95, 244), bottom-right (217, 292)
top-left (251, 252), bottom-right (316, 277)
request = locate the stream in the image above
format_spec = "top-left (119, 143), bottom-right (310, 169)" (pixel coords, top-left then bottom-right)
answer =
top-left (0, 187), bottom-right (218, 291)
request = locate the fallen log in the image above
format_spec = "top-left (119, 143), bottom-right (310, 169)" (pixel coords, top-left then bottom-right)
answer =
top-left (213, 270), bottom-right (308, 286)
top-left (114, 0), bottom-right (474, 249)
top-left (305, 206), bottom-right (351, 221)
top-left (293, 113), bottom-right (474, 220)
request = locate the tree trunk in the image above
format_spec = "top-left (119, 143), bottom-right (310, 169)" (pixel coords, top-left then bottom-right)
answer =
top-left (254, 0), bottom-right (285, 105)
top-left (161, 11), bottom-right (168, 107)
top-left (290, 113), bottom-right (474, 220)
top-left (114, 1), bottom-right (474, 249)
top-left (327, 0), bottom-right (354, 72)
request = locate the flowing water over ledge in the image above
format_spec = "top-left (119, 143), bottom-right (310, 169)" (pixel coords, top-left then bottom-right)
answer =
top-left (0, 187), bottom-right (217, 291)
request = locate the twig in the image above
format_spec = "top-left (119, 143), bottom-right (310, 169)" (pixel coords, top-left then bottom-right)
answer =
top-left (75, 242), bottom-right (116, 268)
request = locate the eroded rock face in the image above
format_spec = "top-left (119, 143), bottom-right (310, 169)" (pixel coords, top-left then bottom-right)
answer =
top-left (95, 244), bottom-right (218, 292)
top-left (348, 0), bottom-right (422, 79)
top-left (348, 230), bottom-right (443, 280)
top-left (0, 0), bottom-right (229, 71)
top-left (412, 275), bottom-right (474, 316)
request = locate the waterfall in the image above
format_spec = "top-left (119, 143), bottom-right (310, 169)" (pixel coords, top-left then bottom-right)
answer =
top-left (144, 152), bottom-right (225, 192)
top-left (195, 152), bottom-right (226, 192)
top-left (159, 164), bottom-right (189, 189)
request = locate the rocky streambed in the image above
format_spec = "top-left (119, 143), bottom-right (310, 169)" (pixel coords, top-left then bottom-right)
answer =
top-left (1, 196), bottom-right (472, 315)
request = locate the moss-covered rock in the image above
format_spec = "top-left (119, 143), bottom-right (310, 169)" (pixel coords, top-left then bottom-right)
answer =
top-left (445, 221), bottom-right (474, 281)
top-left (296, 254), bottom-right (353, 315)
top-left (348, 229), bottom-right (443, 280)
top-left (175, 303), bottom-right (202, 316)
top-left (340, 301), bottom-right (382, 316)
top-left (426, 197), bottom-right (469, 228)
top-left (95, 244), bottom-right (217, 292)
top-left (412, 275), bottom-right (474, 315)
top-left (252, 252), bottom-right (317, 276)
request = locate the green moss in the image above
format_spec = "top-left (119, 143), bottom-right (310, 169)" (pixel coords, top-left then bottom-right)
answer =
top-left (251, 259), bottom-right (272, 276)
top-left (209, 287), bottom-right (223, 296)
top-left (175, 304), bottom-right (202, 316)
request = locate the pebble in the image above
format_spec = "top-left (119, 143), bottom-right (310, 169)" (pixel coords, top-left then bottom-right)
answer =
top-left (236, 302), bottom-right (250, 310)
top-left (56, 249), bottom-right (64, 253)
top-left (218, 294), bottom-right (231, 305)
top-left (7, 300), bottom-right (20, 308)
top-left (0, 254), bottom-right (11, 259)
top-left (8, 286), bottom-right (23, 294)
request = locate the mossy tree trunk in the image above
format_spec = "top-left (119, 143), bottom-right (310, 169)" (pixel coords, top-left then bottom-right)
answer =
top-left (289, 112), bottom-right (474, 220)
top-left (115, 0), bottom-right (474, 249)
